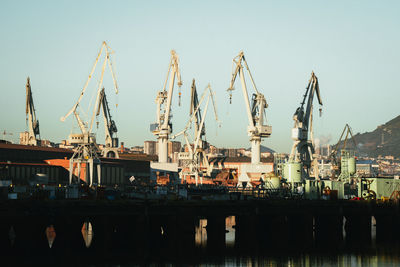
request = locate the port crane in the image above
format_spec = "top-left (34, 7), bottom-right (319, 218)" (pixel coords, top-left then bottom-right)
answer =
top-left (95, 87), bottom-right (119, 158)
top-left (329, 124), bottom-right (357, 180)
top-left (25, 77), bottom-right (40, 146)
top-left (288, 71), bottom-right (322, 180)
top-left (227, 51), bottom-right (271, 165)
top-left (151, 50), bottom-right (182, 163)
top-left (172, 82), bottom-right (218, 185)
top-left (60, 41), bottom-right (118, 186)
top-left (329, 124), bottom-right (357, 167)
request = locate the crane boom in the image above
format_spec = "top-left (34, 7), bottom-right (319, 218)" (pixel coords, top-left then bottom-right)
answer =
top-left (190, 79), bottom-right (206, 138)
top-left (61, 42), bottom-right (106, 122)
top-left (61, 41), bottom-right (118, 141)
top-left (25, 77), bottom-right (40, 146)
top-left (60, 41), bottom-right (118, 122)
top-left (227, 51), bottom-right (271, 164)
top-left (329, 124), bottom-right (357, 167)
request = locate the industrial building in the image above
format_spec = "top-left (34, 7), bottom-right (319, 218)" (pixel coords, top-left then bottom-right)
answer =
top-left (0, 143), bottom-right (153, 187)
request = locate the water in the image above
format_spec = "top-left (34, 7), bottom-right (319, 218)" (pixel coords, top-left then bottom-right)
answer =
top-left (2, 216), bottom-right (400, 266)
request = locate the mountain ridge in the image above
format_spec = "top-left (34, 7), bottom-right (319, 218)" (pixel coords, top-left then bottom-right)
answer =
top-left (336, 115), bottom-right (400, 158)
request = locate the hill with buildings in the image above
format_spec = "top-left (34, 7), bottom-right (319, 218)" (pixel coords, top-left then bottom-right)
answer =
top-left (340, 115), bottom-right (400, 158)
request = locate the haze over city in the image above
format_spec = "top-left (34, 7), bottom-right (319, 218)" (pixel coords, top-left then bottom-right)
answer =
top-left (1, 0), bottom-right (399, 152)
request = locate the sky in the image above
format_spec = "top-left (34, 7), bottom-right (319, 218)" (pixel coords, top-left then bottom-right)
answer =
top-left (0, 0), bottom-right (399, 153)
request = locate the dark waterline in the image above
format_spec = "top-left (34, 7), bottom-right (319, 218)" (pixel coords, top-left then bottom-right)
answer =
top-left (2, 216), bottom-right (400, 266)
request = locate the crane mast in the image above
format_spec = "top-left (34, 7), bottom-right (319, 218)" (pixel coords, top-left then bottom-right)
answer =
top-left (227, 51), bottom-right (271, 164)
top-left (25, 77), bottom-right (40, 146)
top-left (151, 50), bottom-right (182, 163)
top-left (289, 71), bottom-right (323, 179)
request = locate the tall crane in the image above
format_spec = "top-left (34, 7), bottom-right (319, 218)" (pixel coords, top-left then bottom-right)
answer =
top-left (96, 87), bottom-right (119, 158)
top-left (288, 71), bottom-right (322, 179)
top-left (227, 51), bottom-right (271, 164)
top-left (25, 77), bottom-right (40, 146)
top-left (151, 50), bottom-right (182, 163)
top-left (60, 41), bottom-right (118, 186)
top-left (172, 83), bottom-right (218, 185)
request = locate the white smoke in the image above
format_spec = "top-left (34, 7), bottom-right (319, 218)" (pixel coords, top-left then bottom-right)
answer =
top-left (318, 134), bottom-right (332, 145)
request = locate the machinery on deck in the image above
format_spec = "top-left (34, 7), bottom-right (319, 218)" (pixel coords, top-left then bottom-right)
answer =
top-left (151, 50), bottom-right (182, 164)
top-left (227, 51), bottom-right (272, 165)
top-left (172, 81), bottom-right (219, 185)
top-left (96, 88), bottom-right (119, 158)
top-left (24, 77), bottom-right (41, 146)
top-left (285, 72), bottom-right (322, 186)
top-left (60, 41), bottom-right (118, 186)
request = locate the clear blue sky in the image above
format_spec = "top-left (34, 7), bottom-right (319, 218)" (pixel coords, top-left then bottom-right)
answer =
top-left (0, 0), bottom-right (399, 152)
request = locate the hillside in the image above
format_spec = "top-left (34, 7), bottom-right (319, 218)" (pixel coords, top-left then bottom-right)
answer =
top-left (246, 145), bottom-right (275, 154)
top-left (338, 115), bottom-right (400, 158)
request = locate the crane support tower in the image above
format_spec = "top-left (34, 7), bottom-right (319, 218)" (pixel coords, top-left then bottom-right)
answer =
top-left (172, 81), bottom-right (219, 185)
top-left (227, 51), bottom-right (272, 165)
top-left (287, 71), bottom-right (322, 182)
top-left (96, 88), bottom-right (119, 158)
top-left (151, 50), bottom-right (182, 163)
top-left (24, 77), bottom-right (41, 146)
top-left (61, 41), bottom-right (119, 186)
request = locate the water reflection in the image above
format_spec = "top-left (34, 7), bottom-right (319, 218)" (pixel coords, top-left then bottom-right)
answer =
top-left (9, 226), bottom-right (15, 246)
top-left (5, 215), bottom-right (400, 266)
top-left (225, 216), bottom-right (235, 248)
top-left (195, 219), bottom-right (207, 248)
top-left (222, 254), bottom-right (390, 267)
top-left (45, 225), bottom-right (56, 248)
top-left (81, 221), bottom-right (94, 248)
top-left (371, 216), bottom-right (377, 248)
top-left (194, 216), bottom-right (237, 249)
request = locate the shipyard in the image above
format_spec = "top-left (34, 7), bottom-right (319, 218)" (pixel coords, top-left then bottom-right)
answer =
top-left (1, 1), bottom-right (400, 266)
